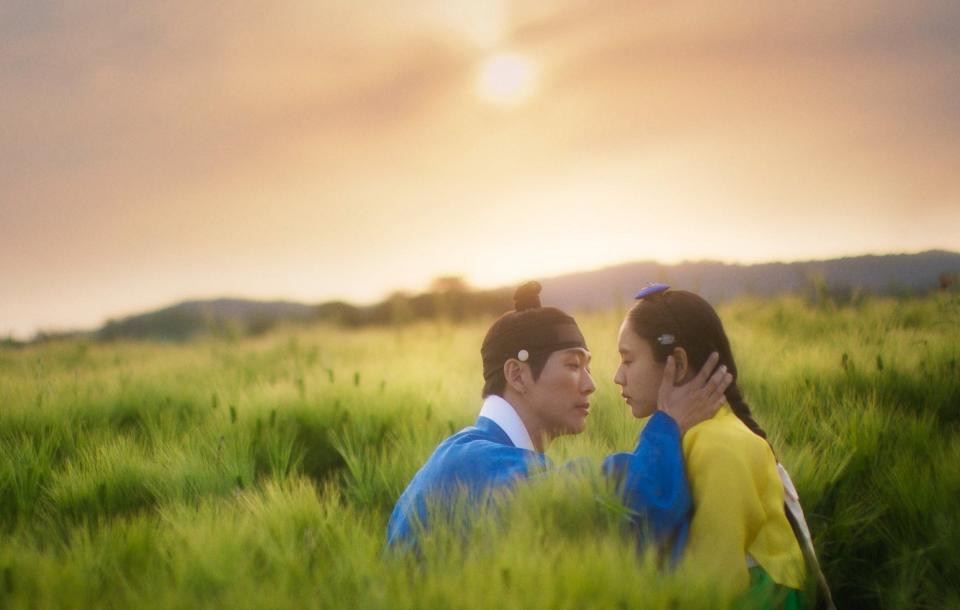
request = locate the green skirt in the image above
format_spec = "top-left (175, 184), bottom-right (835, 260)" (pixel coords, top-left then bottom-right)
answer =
top-left (735, 566), bottom-right (804, 610)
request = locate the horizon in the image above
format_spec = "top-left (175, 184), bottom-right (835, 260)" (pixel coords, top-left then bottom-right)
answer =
top-left (3, 2), bottom-right (959, 339)
top-left (9, 247), bottom-right (956, 340)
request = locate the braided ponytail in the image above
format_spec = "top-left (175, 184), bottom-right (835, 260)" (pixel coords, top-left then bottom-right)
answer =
top-left (725, 379), bottom-right (776, 458)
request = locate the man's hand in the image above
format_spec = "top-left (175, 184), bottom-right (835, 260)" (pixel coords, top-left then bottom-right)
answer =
top-left (657, 352), bottom-right (732, 434)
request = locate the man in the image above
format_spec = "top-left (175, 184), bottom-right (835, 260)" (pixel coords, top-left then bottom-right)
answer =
top-left (387, 281), bottom-right (731, 551)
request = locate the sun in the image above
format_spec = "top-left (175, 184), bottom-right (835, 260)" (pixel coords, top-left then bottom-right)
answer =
top-left (476, 51), bottom-right (538, 106)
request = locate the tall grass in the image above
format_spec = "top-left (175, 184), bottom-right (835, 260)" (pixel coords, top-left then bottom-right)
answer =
top-left (0, 294), bottom-right (957, 609)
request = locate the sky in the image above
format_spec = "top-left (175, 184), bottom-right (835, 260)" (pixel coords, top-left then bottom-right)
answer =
top-left (2, 0), bottom-right (959, 338)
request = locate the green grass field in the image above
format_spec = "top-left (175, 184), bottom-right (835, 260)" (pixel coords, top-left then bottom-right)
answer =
top-left (1, 295), bottom-right (958, 609)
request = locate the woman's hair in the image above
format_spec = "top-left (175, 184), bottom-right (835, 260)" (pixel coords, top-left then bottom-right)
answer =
top-left (626, 290), bottom-right (771, 448)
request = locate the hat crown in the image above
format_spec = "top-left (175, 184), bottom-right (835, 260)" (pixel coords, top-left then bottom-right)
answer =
top-left (513, 281), bottom-right (542, 311)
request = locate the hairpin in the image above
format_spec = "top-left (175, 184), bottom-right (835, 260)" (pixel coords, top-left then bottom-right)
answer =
top-left (517, 349), bottom-right (529, 362)
top-left (657, 334), bottom-right (676, 346)
top-left (634, 282), bottom-right (670, 300)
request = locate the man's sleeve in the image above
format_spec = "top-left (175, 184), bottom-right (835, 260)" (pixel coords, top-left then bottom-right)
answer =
top-left (386, 442), bottom-right (544, 549)
top-left (602, 411), bottom-right (691, 545)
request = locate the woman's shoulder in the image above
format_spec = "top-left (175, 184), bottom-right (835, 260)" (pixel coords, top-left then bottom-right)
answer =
top-left (682, 406), bottom-right (773, 469)
top-left (683, 405), bottom-right (759, 445)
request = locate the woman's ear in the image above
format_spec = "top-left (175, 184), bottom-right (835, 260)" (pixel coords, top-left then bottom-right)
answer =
top-left (671, 347), bottom-right (691, 385)
top-left (503, 359), bottom-right (527, 393)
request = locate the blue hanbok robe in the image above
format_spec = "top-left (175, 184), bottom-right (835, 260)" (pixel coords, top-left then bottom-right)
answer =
top-left (387, 399), bottom-right (691, 554)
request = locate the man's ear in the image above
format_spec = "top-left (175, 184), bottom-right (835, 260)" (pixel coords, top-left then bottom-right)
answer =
top-left (671, 347), bottom-right (691, 385)
top-left (503, 359), bottom-right (528, 393)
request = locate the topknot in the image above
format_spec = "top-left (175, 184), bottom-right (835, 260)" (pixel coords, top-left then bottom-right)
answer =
top-left (513, 281), bottom-right (542, 311)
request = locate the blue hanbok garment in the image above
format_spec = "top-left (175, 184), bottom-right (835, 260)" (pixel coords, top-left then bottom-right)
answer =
top-left (387, 395), bottom-right (691, 555)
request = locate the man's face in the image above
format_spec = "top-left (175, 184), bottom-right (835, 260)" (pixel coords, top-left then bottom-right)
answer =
top-left (525, 347), bottom-right (595, 437)
top-left (613, 319), bottom-right (663, 419)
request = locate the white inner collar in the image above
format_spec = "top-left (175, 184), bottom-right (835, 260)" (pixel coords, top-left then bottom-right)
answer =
top-left (478, 394), bottom-right (536, 452)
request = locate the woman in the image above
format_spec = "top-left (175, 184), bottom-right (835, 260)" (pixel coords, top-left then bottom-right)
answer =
top-left (613, 284), bottom-right (820, 608)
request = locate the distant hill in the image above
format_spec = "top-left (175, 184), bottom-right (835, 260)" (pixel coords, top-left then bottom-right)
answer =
top-left (94, 287), bottom-right (514, 342)
top-left (84, 250), bottom-right (958, 342)
top-left (539, 250), bottom-right (960, 311)
top-left (98, 299), bottom-right (316, 341)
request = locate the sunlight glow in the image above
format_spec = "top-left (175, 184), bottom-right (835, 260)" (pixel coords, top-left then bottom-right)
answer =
top-left (476, 52), bottom-right (538, 106)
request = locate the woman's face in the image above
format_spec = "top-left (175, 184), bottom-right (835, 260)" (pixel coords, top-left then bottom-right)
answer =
top-left (613, 318), bottom-right (664, 419)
